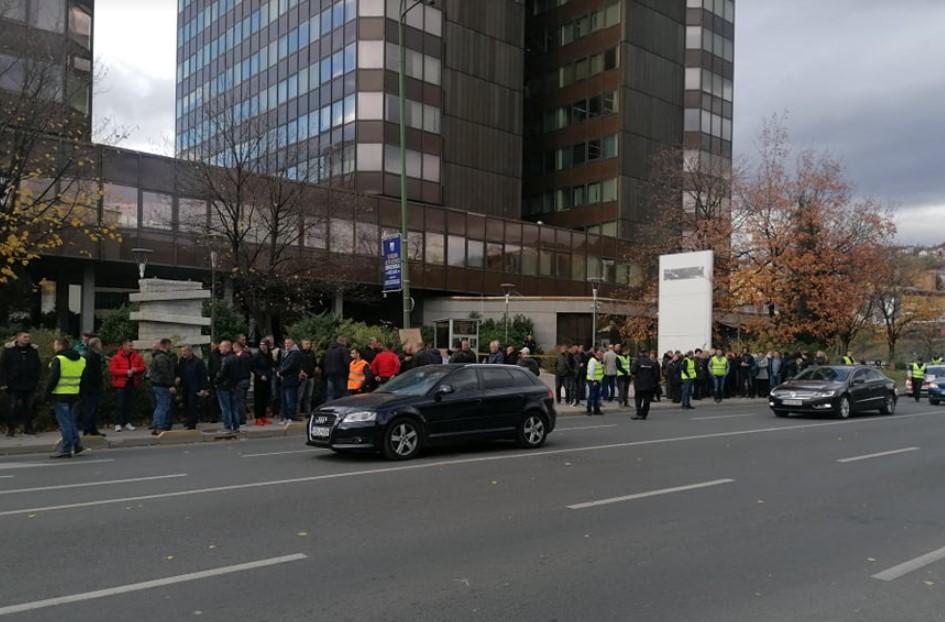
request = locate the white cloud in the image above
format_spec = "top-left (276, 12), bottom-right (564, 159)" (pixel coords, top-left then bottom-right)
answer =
top-left (894, 205), bottom-right (945, 246)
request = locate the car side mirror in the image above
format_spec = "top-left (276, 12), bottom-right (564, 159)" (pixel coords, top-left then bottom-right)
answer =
top-left (434, 384), bottom-right (454, 401)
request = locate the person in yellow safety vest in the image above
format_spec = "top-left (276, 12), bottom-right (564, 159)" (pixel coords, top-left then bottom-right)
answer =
top-left (348, 349), bottom-right (370, 394)
top-left (680, 351), bottom-right (697, 410)
top-left (910, 359), bottom-right (927, 403)
top-left (44, 337), bottom-right (88, 459)
top-left (585, 347), bottom-right (604, 416)
top-left (841, 352), bottom-right (856, 365)
top-left (616, 349), bottom-right (631, 408)
top-left (709, 348), bottom-right (729, 404)
top-left (933, 356), bottom-right (944, 364)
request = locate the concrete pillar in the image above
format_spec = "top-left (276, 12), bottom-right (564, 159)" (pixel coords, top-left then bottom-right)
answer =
top-left (80, 265), bottom-right (96, 335)
top-left (332, 290), bottom-right (344, 319)
top-left (55, 278), bottom-right (70, 334)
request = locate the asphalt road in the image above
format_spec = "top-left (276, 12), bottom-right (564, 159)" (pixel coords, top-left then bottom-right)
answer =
top-left (2, 398), bottom-right (945, 621)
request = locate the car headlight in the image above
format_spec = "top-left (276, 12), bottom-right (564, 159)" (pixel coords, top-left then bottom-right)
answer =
top-left (342, 411), bottom-right (377, 423)
top-left (814, 390), bottom-right (836, 398)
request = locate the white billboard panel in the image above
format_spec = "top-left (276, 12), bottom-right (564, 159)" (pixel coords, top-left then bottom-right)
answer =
top-left (658, 250), bottom-right (714, 355)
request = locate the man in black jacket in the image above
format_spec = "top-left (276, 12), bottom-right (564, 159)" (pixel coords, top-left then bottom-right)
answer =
top-left (298, 339), bottom-right (317, 417)
top-left (412, 344), bottom-right (442, 367)
top-left (322, 337), bottom-right (350, 401)
top-left (572, 345), bottom-right (588, 407)
top-left (631, 350), bottom-right (660, 420)
top-left (79, 337), bottom-right (106, 436)
top-left (554, 345), bottom-right (573, 404)
top-left (149, 339), bottom-right (177, 434)
top-left (1, 332), bottom-right (41, 436)
top-left (278, 338), bottom-right (303, 420)
top-left (214, 341), bottom-right (239, 432)
top-left (449, 340), bottom-right (477, 364)
top-left (45, 338), bottom-right (89, 458)
top-left (176, 344), bottom-right (209, 430)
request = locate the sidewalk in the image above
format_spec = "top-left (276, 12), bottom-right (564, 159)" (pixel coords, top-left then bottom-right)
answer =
top-left (0, 419), bottom-right (307, 457)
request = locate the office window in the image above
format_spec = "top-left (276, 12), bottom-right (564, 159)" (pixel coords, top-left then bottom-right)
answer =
top-left (604, 47), bottom-right (618, 70)
top-left (539, 251), bottom-right (553, 277)
top-left (407, 231), bottom-right (424, 261)
top-left (5, 0), bottom-right (26, 21)
top-left (359, 0), bottom-right (384, 16)
top-left (69, 5), bottom-right (92, 48)
top-left (447, 235), bottom-right (465, 267)
top-left (424, 55), bottom-right (441, 85)
top-left (602, 178), bottom-right (617, 202)
top-left (572, 185), bottom-right (585, 207)
top-left (356, 143), bottom-right (383, 171)
top-left (356, 222), bottom-right (379, 257)
top-left (686, 26), bottom-right (701, 49)
top-left (31, 0), bottom-right (65, 32)
top-left (330, 219), bottom-right (354, 254)
top-left (422, 154), bottom-right (440, 182)
top-left (587, 182), bottom-right (601, 204)
top-left (303, 216), bottom-right (327, 249)
top-left (685, 109), bottom-right (700, 132)
top-left (178, 198), bottom-right (207, 233)
top-left (358, 40), bottom-right (384, 68)
top-left (425, 233), bottom-right (444, 265)
top-left (104, 184), bottom-right (138, 228)
top-left (425, 5), bottom-right (442, 37)
top-left (467, 239), bottom-right (484, 268)
top-left (142, 192), bottom-right (173, 230)
top-left (357, 92), bottom-right (383, 120)
top-left (602, 135), bottom-right (618, 158)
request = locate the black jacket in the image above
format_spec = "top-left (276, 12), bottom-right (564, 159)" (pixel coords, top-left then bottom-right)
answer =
top-left (149, 350), bottom-right (177, 387)
top-left (215, 352), bottom-right (237, 390)
top-left (1, 341), bottom-right (41, 393)
top-left (253, 350), bottom-right (274, 380)
top-left (631, 356), bottom-right (660, 391)
top-left (555, 352), bottom-right (573, 376)
top-left (486, 351), bottom-right (506, 365)
top-left (413, 348), bottom-right (442, 367)
top-left (233, 352), bottom-right (254, 382)
top-left (323, 343), bottom-right (350, 377)
top-left (45, 349), bottom-right (87, 402)
top-left (299, 348), bottom-right (317, 377)
top-left (279, 347), bottom-right (303, 388)
top-left (449, 349), bottom-right (477, 364)
top-left (178, 356), bottom-right (209, 393)
top-left (518, 357), bottom-right (541, 377)
top-left (80, 350), bottom-right (105, 396)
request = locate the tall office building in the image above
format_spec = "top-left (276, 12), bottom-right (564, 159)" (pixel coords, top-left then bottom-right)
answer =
top-left (522, 0), bottom-right (734, 238)
top-left (0, 0), bottom-right (95, 137)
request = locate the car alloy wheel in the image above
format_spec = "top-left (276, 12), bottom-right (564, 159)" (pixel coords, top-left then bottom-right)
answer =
top-left (517, 413), bottom-right (548, 448)
top-left (880, 393), bottom-right (896, 415)
top-left (384, 419), bottom-right (421, 460)
top-left (838, 396), bottom-right (851, 419)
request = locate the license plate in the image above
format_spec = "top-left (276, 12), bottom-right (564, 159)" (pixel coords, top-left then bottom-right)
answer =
top-left (782, 399), bottom-right (803, 406)
top-left (312, 426), bottom-right (331, 438)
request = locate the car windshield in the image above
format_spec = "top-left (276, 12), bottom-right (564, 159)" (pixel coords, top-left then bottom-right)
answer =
top-left (794, 366), bottom-right (852, 382)
top-left (376, 367), bottom-right (452, 396)
top-left (926, 366), bottom-right (945, 378)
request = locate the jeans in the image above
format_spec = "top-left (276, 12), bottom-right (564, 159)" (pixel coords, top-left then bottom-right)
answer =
top-left (711, 375), bottom-right (725, 402)
top-left (281, 385), bottom-right (299, 421)
top-left (618, 376), bottom-right (630, 406)
top-left (635, 389), bottom-right (654, 419)
top-left (770, 373), bottom-right (781, 389)
top-left (325, 375), bottom-right (346, 402)
top-left (80, 393), bottom-right (102, 434)
top-left (6, 390), bottom-right (33, 433)
top-left (586, 381), bottom-right (602, 413)
top-left (603, 375), bottom-right (616, 401)
top-left (299, 378), bottom-right (315, 417)
top-left (681, 379), bottom-right (693, 408)
top-left (115, 384), bottom-right (135, 426)
top-left (151, 386), bottom-right (173, 430)
top-left (54, 400), bottom-right (80, 454)
top-left (217, 389), bottom-right (239, 431)
top-left (235, 379), bottom-right (250, 424)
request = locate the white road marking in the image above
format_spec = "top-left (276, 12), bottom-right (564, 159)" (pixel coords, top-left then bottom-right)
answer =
top-left (0, 474), bottom-right (188, 496)
top-left (241, 449), bottom-right (321, 458)
top-left (837, 447), bottom-right (919, 463)
top-left (872, 545), bottom-right (945, 581)
top-left (0, 554), bottom-right (307, 616)
top-left (0, 476), bottom-right (13, 479)
top-left (690, 414), bottom-right (759, 421)
top-left (555, 425), bottom-right (618, 432)
top-left (0, 411), bottom-right (938, 518)
top-left (0, 459), bottom-right (114, 471)
top-left (567, 479), bottom-right (736, 510)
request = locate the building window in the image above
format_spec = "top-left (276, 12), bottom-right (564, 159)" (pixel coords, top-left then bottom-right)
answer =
top-left (68, 5), bottom-right (92, 48)
top-left (330, 218), bottom-right (354, 254)
top-left (303, 216), bottom-right (327, 249)
top-left (425, 233), bottom-right (445, 265)
top-left (142, 192), bottom-right (173, 230)
top-left (447, 235), bottom-right (465, 267)
top-left (31, 0), bottom-right (65, 32)
top-left (356, 222), bottom-right (380, 257)
top-left (467, 239), bottom-right (484, 268)
top-left (686, 26), bottom-right (701, 49)
top-left (104, 184), bottom-right (138, 229)
top-left (5, 0), bottom-right (26, 21)
top-left (356, 143), bottom-right (383, 171)
top-left (358, 41), bottom-right (384, 68)
top-left (178, 198), bottom-right (207, 233)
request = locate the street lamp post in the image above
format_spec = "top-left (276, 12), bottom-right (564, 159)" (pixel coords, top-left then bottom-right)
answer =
top-left (131, 247), bottom-right (153, 280)
top-left (398, 0), bottom-right (436, 328)
top-left (500, 283), bottom-right (516, 344)
top-left (588, 277), bottom-right (603, 349)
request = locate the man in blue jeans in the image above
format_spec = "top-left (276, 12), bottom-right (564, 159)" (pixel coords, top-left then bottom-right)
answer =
top-left (45, 338), bottom-right (88, 458)
top-left (148, 339), bottom-right (177, 435)
top-left (214, 340), bottom-right (239, 432)
top-left (278, 338), bottom-right (302, 422)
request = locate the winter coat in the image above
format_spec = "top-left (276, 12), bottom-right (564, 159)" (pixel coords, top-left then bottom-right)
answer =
top-left (486, 351), bottom-right (507, 365)
top-left (149, 350), bottom-right (177, 387)
top-left (323, 343), bottom-right (350, 378)
top-left (214, 351), bottom-right (238, 390)
top-left (603, 350), bottom-right (618, 376)
top-left (109, 349), bottom-right (145, 389)
top-left (177, 356), bottom-right (209, 393)
top-left (279, 347), bottom-right (303, 388)
top-left (555, 352), bottom-right (573, 376)
top-left (518, 357), bottom-right (541, 377)
top-left (449, 349), bottom-right (478, 364)
top-left (253, 350), bottom-right (274, 380)
top-left (414, 348), bottom-right (442, 367)
top-left (80, 350), bottom-right (105, 396)
top-left (631, 356), bottom-right (660, 391)
top-left (371, 351), bottom-right (402, 379)
top-left (0, 341), bottom-right (41, 392)
top-left (233, 351), bottom-right (254, 382)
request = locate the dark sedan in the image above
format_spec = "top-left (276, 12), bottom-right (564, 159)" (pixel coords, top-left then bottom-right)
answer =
top-left (306, 364), bottom-right (557, 460)
top-left (769, 365), bottom-right (897, 419)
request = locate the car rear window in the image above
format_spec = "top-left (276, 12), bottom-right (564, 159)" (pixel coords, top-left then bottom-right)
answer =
top-left (507, 368), bottom-right (540, 385)
top-left (480, 368), bottom-right (517, 389)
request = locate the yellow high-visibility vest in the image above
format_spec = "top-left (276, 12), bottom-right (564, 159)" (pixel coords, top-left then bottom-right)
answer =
top-left (681, 358), bottom-right (697, 380)
top-left (51, 355), bottom-right (86, 395)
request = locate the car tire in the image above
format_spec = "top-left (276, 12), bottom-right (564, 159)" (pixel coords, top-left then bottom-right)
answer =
top-left (879, 393), bottom-right (896, 415)
top-left (516, 412), bottom-right (548, 449)
top-left (773, 410), bottom-right (789, 418)
top-left (381, 418), bottom-right (423, 460)
top-left (838, 395), bottom-right (852, 419)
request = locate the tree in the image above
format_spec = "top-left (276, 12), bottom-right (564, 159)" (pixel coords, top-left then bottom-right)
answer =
top-left (0, 13), bottom-right (119, 284)
top-left (732, 119), bottom-right (894, 346)
top-left (872, 250), bottom-right (945, 362)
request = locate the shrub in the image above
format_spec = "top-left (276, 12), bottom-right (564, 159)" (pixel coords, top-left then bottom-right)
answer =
top-left (478, 314), bottom-right (538, 353)
top-left (204, 300), bottom-right (248, 342)
top-left (286, 314), bottom-right (401, 354)
top-left (98, 305), bottom-right (137, 347)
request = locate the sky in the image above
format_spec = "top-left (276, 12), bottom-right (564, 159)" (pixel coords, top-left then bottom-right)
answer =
top-left (93, 0), bottom-right (945, 246)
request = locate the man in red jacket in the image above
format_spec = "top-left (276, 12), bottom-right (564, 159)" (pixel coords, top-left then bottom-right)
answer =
top-left (108, 340), bottom-right (145, 432)
top-left (370, 344), bottom-right (401, 386)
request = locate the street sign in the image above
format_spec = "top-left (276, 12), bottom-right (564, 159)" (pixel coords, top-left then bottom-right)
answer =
top-left (383, 235), bottom-right (402, 292)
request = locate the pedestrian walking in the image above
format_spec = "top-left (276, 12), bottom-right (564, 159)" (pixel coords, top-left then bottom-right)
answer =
top-left (554, 345), bottom-right (573, 404)
top-left (517, 348), bottom-right (541, 376)
top-left (585, 347), bottom-right (604, 415)
top-left (709, 348), bottom-right (729, 403)
top-left (298, 339), bottom-right (317, 418)
top-left (149, 338), bottom-right (177, 435)
top-left (449, 340), bottom-right (477, 364)
top-left (250, 340), bottom-right (273, 426)
top-left (46, 337), bottom-right (88, 458)
top-left (371, 344), bottom-right (402, 384)
top-left (278, 338), bottom-right (302, 421)
top-left (602, 345), bottom-right (618, 402)
top-left (109, 340), bottom-right (144, 432)
top-left (1, 331), bottom-right (41, 436)
top-left (214, 340), bottom-right (239, 432)
top-left (486, 341), bottom-right (506, 365)
top-left (322, 337), bottom-right (350, 401)
top-left (79, 337), bottom-right (106, 436)
top-left (910, 358), bottom-right (927, 403)
top-left (631, 350), bottom-right (660, 419)
top-left (177, 344), bottom-right (209, 430)
top-left (680, 351), bottom-right (697, 410)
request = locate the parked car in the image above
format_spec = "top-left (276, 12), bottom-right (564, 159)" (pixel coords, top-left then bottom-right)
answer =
top-left (769, 365), bottom-right (897, 419)
top-left (922, 366), bottom-right (945, 405)
top-left (306, 364), bottom-right (557, 460)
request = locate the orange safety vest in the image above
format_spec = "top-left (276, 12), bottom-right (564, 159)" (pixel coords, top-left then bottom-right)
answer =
top-left (348, 359), bottom-right (369, 391)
